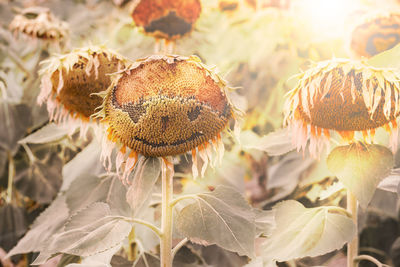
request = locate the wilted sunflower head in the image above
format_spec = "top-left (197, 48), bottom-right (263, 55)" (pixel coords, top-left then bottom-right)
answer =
top-left (131, 0), bottom-right (201, 40)
top-left (284, 59), bottom-right (400, 157)
top-left (261, 0), bottom-right (290, 9)
top-left (95, 54), bottom-right (235, 182)
top-left (9, 6), bottom-right (69, 43)
top-left (218, 0), bottom-right (240, 12)
top-left (350, 13), bottom-right (400, 58)
top-left (38, 45), bottom-right (130, 136)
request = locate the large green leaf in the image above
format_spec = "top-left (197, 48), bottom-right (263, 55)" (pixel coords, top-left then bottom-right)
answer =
top-left (61, 139), bottom-right (104, 191)
top-left (0, 102), bottom-right (32, 154)
top-left (7, 196), bottom-right (69, 257)
top-left (126, 157), bottom-right (161, 218)
top-left (18, 123), bottom-right (70, 144)
top-left (240, 128), bottom-right (295, 156)
top-left (64, 244), bottom-right (121, 267)
top-left (66, 174), bottom-right (130, 216)
top-left (0, 203), bottom-right (27, 252)
top-left (15, 152), bottom-right (63, 204)
top-left (32, 202), bottom-right (132, 265)
top-left (176, 186), bottom-right (256, 257)
top-left (244, 257), bottom-right (277, 267)
top-left (378, 168), bottom-right (400, 194)
top-left (367, 43), bottom-right (400, 69)
top-left (327, 143), bottom-right (394, 208)
top-left (261, 200), bottom-right (355, 261)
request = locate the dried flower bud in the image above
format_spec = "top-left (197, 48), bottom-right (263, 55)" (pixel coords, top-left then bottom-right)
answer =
top-left (9, 7), bottom-right (69, 43)
top-left (351, 13), bottom-right (400, 58)
top-left (284, 59), bottom-right (400, 156)
top-left (131, 0), bottom-right (201, 40)
top-left (96, 55), bottom-right (235, 182)
top-left (38, 45), bottom-right (130, 136)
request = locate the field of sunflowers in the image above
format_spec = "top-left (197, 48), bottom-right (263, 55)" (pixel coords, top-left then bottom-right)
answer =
top-left (1, 0), bottom-right (400, 266)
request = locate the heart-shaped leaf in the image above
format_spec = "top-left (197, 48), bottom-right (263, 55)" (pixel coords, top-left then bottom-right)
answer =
top-left (66, 174), bottom-right (130, 216)
top-left (15, 152), bottom-right (63, 204)
top-left (126, 157), bottom-right (161, 217)
top-left (61, 139), bottom-right (104, 191)
top-left (7, 196), bottom-right (69, 257)
top-left (176, 186), bottom-right (256, 257)
top-left (0, 204), bottom-right (27, 252)
top-left (0, 102), bottom-right (32, 153)
top-left (240, 128), bottom-right (295, 156)
top-left (32, 202), bottom-right (132, 265)
top-left (261, 200), bottom-right (355, 261)
top-left (367, 43), bottom-right (400, 69)
top-left (18, 123), bottom-right (69, 144)
top-left (327, 143), bottom-right (394, 208)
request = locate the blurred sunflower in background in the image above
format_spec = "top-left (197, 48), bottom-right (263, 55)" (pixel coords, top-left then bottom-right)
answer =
top-left (9, 6), bottom-right (69, 47)
top-left (350, 13), bottom-right (400, 58)
top-left (131, 0), bottom-right (201, 43)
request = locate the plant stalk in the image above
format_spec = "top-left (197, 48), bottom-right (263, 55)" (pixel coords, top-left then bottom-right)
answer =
top-left (347, 190), bottom-right (358, 267)
top-left (6, 152), bottom-right (14, 203)
top-left (161, 158), bottom-right (174, 267)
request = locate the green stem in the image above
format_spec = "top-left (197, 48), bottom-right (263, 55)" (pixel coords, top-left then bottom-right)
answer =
top-left (161, 158), bottom-right (174, 267)
top-left (354, 255), bottom-right (390, 267)
top-left (171, 238), bottom-right (188, 259)
top-left (0, 43), bottom-right (31, 79)
top-left (123, 218), bottom-right (162, 238)
top-left (22, 143), bottom-right (35, 163)
top-left (154, 38), bottom-right (161, 54)
top-left (169, 194), bottom-right (197, 208)
top-left (6, 152), bottom-right (14, 203)
top-left (347, 190), bottom-right (358, 267)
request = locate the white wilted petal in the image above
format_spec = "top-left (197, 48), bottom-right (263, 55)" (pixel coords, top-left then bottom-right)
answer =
top-left (384, 83), bottom-right (392, 119)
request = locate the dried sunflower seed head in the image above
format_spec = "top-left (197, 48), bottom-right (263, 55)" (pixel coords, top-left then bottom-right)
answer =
top-left (9, 6), bottom-right (69, 43)
top-left (131, 0), bottom-right (201, 40)
top-left (219, 0), bottom-right (240, 12)
top-left (96, 54), bottom-right (236, 182)
top-left (38, 45), bottom-right (131, 136)
top-left (350, 13), bottom-right (400, 58)
top-left (284, 58), bottom-right (400, 156)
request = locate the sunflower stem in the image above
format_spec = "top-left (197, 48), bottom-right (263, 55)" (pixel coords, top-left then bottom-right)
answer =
top-left (6, 151), bottom-right (14, 203)
top-left (347, 190), bottom-right (358, 267)
top-left (161, 158), bottom-right (174, 267)
top-left (154, 38), bottom-right (161, 54)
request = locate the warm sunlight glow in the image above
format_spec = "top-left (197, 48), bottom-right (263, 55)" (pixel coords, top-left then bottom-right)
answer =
top-left (297, 0), bottom-right (359, 37)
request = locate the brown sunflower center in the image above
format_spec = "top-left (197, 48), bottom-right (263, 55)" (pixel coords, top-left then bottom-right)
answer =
top-left (144, 11), bottom-right (193, 38)
top-left (131, 0), bottom-right (201, 39)
top-left (107, 93), bottom-right (231, 157)
top-left (52, 53), bottom-right (122, 118)
top-left (296, 67), bottom-right (398, 131)
top-left (105, 58), bottom-right (232, 157)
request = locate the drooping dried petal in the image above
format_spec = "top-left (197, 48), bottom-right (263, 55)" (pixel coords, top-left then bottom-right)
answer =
top-left (96, 55), bottom-right (236, 180)
top-left (100, 54), bottom-right (232, 157)
top-left (284, 59), bottom-right (400, 156)
top-left (38, 45), bottom-right (130, 128)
